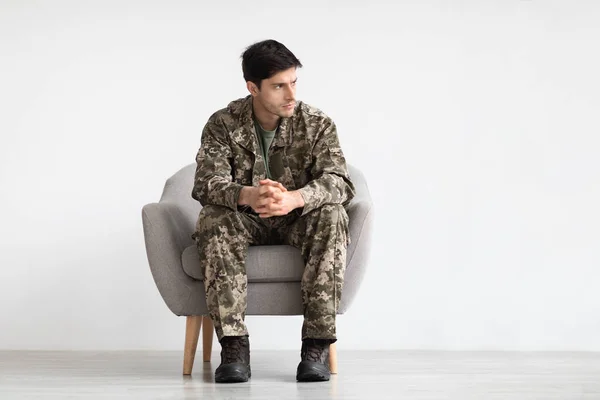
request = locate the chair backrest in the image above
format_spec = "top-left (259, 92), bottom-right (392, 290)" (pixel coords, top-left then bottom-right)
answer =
top-left (159, 163), bottom-right (201, 226)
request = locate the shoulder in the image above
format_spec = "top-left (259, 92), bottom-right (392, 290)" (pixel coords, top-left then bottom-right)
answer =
top-left (292, 102), bottom-right (337, 142)
top-left (295, 101), bottom-right (334, 126)
top-left (206, 96), bottom-right (250, 127)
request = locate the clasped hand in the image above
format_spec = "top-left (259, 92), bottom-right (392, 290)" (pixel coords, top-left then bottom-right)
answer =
top-left (251, 179), bottom-right (297, 218)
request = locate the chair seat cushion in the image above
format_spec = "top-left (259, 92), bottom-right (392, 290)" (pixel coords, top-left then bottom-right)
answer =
top-left (182, 244), bottom-right (305, 282)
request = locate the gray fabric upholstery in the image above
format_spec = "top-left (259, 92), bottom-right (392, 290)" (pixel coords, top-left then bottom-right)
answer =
top-left (183, 244), bottom-right (305, 282)
top-left (142, 163), bottom-right (373, 316)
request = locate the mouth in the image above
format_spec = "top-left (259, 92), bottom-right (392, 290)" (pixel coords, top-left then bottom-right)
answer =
top-left (283, 103), bottom-right (295, 109)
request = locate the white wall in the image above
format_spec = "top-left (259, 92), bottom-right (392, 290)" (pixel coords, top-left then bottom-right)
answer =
top-left (1, 0), bottom-right (599, 351)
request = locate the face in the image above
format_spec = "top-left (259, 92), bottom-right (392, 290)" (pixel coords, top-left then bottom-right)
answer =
top-left (248, 67), bottom-right (297, 118)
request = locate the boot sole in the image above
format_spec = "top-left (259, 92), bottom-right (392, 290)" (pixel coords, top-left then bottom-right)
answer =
top-left (296, 361), bottom-right (330, 382)
top-left (215, 363), bottom-right (251, 383)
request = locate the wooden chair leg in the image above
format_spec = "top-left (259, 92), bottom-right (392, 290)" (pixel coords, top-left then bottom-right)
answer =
top-left (329, 343), bottom-right (338, 374)
top-left (202, 315), bottom-right (214, 362)
top-left (183, 316), bottom-right (202, 375)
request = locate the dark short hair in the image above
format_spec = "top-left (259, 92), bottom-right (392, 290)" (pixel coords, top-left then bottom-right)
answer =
top-left (241, 39), bottom-right (303, 89)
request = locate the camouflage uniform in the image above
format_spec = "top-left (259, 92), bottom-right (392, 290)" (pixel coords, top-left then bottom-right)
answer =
top-left (191, 95), bottom-right (355, 342)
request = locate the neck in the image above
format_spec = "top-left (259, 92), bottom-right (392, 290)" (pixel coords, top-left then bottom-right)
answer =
top-left (252, 99), bottom-right (280, 131)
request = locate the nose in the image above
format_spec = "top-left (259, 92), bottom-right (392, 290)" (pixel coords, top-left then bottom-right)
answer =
top-left (284, 85), bottom-right (295, 101)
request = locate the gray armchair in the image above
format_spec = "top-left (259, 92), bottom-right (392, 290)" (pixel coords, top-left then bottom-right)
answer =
top-left (142, 163), bottom-right (373, 375)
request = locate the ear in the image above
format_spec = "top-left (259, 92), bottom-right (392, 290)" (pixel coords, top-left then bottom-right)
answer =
top-left (246, 81), bottom-right (259, 97)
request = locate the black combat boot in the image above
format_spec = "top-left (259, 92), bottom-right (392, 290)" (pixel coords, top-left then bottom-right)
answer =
top-left (215, 335), bottom-right (251, 383)
top-left (296, 338), bottom-right (331, 382)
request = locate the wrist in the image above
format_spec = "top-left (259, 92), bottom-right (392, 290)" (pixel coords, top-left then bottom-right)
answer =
top-left (238, 186), bottom-right (253, 205)
top-left (290, 190), bottom-right (305, 210)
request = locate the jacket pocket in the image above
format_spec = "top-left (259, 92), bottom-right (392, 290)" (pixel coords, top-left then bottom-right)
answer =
top-left (232, 149), bottom-right (254, 185)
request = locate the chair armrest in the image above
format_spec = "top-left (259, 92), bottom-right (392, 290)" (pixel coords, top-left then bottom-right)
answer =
top-left (346, 165), bottom-right (374, 261)
top-left (340, 166), bottom-right (374, 313)
top-left (141, 201), bottom-right (206, 316)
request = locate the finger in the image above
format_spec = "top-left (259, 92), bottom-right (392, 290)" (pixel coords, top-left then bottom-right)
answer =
top-left (271, 192), bottom-right (283, 201)
top-left (259, 179), bottom-right (276, 186)
top-left (258, 188), bottom-right (275, 200)
top-left (257, 196), bottom-right (270, 205)
top-left (269, 181), bottom-right (287, 192)
top-left (258, 185), bottom-right (270, 196)
top-left (259, 210), bottom-right (282, 218)
top-left (257, 198), bottom-right (275, 208)
top-left (261, 187), bottom-right (281, 199)
top-left (260, 180), bottom-right (287, 192)
top-left (257, 205), bottom-right (274, 215)
top-left (259, 198), bottom-right (280, 209)
top-left (259, 212), bottom-right (274, 218)
top-left (258, 192), bottom-right (276, 203)
top-left (256, 199), bottom-right (273, 208)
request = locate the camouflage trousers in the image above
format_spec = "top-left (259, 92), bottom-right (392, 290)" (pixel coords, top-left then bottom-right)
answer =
top-left (192, 203), bottom-right (349, 343)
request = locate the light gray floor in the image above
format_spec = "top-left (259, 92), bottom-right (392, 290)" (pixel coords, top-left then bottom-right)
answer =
top-left (1, 350), bottom-right (600, 399)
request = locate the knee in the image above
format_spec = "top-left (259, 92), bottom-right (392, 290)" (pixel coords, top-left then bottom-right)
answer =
top-left (320, 204), bottom-right (345, 214)
top-left (315, 204), bottom-right (347, 224)
top-left (199, 204), bottom-right (234, 219)
top-left (302, 205), bottom-right (349, 237)
top-left (194, 205), bottom-right (239, 236)
top-left (303, 204), bottom-right (350, 248)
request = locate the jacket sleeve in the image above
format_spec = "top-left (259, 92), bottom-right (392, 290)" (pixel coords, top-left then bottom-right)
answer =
top-left (297, 119), bottom-right (356, 215)
top-left (191, 114), bottom-right (244, 210)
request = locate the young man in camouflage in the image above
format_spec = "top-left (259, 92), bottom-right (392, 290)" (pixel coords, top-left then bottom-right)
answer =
top-left (191, 39), bottom-right (355, 383)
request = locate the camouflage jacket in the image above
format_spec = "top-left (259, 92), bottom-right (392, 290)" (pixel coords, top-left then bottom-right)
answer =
top-left (192, 95), bottom-right (355, 216)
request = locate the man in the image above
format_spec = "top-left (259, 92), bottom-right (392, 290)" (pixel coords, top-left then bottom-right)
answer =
top-left (191, 39), bottom-right (355, 383)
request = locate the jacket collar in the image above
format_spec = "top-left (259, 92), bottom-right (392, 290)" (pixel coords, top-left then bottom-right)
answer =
top-left (229, 95), bottom-right (294, 153)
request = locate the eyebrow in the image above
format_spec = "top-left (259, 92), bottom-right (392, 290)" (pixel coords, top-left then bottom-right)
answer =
top-left (271, 78), bottom-right (298, 86)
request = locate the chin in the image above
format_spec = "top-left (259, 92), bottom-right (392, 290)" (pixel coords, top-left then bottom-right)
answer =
top-left (281, 109), bottom-right (295, 117)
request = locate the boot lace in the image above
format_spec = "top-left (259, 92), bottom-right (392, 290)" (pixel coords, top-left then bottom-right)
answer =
top-left (301, 339), bottom-right (329, 364)
top-left (221, 336), bottom-right (249, 364)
